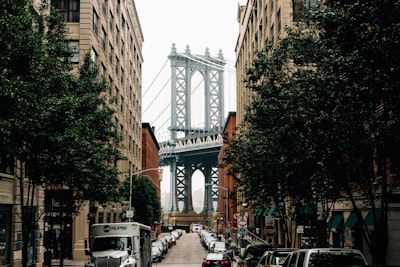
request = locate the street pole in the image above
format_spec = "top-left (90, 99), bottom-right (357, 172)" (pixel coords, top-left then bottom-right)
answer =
top-left (205, 183), bottom-right (229, 237)
top-left (128, 168), bottom-right (162, 222)
top-left (224, 187), bottom-right (229, 238)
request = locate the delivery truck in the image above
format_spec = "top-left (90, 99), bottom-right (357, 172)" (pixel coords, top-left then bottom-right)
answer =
top-left (84, 222), bottom-right (152, 267)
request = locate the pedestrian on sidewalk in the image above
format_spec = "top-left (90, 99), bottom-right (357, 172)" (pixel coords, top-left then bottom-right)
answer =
top-left (43, 247), bottom-right (52, 267)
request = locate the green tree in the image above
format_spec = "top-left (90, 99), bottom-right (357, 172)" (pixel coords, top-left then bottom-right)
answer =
top-left (229, 0), bottom-right (400, 263)
top-left (120, 175), bottom-right (161, 226)
top-left (0, 1), bottom-right (123, 266)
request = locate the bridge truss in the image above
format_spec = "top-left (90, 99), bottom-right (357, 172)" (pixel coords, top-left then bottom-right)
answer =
top-left (159, 44), bottom-right (225, 220)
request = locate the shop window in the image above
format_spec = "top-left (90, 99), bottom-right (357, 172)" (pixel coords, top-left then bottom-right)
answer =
top-left (0, 205), bottom-right (12, 265)
top-left (23, 206), bottom-right (38, 266)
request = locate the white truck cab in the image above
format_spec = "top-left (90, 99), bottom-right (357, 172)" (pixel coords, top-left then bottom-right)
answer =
top-left (85, 223), bottom-right (152, 267)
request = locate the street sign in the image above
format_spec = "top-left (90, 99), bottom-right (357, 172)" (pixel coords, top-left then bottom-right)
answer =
top-left (264, 225), bottom-right (276, 237)
top-left (238, 217), bottom-right (247, 228)
top-left (296, 225), bottom-right (304, 234)
top-left (126, 210), bottom-right (134, 218)
top-left (239, 227), bottom-right (247, 235)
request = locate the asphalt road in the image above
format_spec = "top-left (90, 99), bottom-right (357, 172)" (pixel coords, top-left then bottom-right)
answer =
top-left (154, 232), bottom-right (237, 267)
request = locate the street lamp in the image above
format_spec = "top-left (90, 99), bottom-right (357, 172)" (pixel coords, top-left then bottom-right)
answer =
top-left (205, 183), bottom-right (229, 237)
top-left (128, 168), bottom-right (163, 222)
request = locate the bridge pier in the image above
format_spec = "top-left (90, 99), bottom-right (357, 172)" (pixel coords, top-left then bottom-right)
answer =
top-left (160, 44), bottom-right (226, 226)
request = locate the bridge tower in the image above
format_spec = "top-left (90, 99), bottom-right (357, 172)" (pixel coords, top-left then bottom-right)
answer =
top-left (159, 44), bottom-right (225, 224)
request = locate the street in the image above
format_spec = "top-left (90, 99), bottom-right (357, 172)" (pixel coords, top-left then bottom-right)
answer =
top-left (154, 232), bottom-right (237, 267)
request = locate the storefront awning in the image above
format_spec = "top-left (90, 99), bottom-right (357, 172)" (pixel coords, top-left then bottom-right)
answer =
top-left (253, 208), bottom-right (263, 216)
top-left (263, 206), bottom-right (276, 216)
top-left (344, 212), bottom-right (358, 228)
top-left (327, 214), bottom-right (343, 230)
top-left (364, 210), bottom-right (381, 226)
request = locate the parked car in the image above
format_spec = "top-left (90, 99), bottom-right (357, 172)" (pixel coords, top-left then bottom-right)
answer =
top-left (210, 241), bottom-right (234, 258)
top-left (201, 232), bottom-right (216, 247)
top-left (151, 246), bottom-right (162, 262)
top-left (240, 243), bottom-right (276, 267)
top-left (151, 240), bottom-right (165, 259)
top-left (159, 238), bottom-right (169, 253)
top-left (282, 248), bottom-right (368, 267)
top-left (256, 248), bottom-right (297, 267)
top-left (169, 234), bottom-right (177, 245)
top-left (202, 253), bottom-right (232, 267)
top-left (205, 236), bottom-right (219, 250)
top-left (160, 236), bottom-right (172, 249)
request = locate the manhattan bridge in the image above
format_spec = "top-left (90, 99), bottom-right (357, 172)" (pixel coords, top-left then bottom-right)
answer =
top-left (142, 44), bottom-right (235, 224)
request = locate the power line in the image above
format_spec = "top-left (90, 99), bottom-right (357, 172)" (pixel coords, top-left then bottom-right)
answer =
top-left (150, 102), bottom-right (170, 126)
top-left (142, 76), bottom-right (171, 116)
top-left (142, 59), bottom-right (169, 98)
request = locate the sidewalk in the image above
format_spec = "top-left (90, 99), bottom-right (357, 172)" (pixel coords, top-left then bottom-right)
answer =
top-left (51, 259), bottom-right (86, 266)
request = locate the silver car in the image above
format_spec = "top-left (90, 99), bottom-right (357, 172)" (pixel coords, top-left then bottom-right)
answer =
top-left (282, 248), bottom-right (368, 267)
top-left (211, 241), bottom-right (234, 258)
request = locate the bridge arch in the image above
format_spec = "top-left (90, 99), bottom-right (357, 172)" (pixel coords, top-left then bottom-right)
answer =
top-left (160, 44), bottom-right (225, 225)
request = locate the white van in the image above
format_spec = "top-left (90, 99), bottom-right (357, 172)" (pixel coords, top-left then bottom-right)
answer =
top-left (191, 223), bottom-right (202, 233)
top-left (282, 248), bottom-right (368, 267)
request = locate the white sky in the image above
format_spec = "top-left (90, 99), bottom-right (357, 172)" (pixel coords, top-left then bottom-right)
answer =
top-left (135, 0), bottom-right (242, 193)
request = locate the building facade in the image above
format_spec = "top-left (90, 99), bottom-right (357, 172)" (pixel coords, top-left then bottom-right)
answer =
top-left (141, 123), bottom-right (162, 234)
top-left (49, 0), bottom-right (145, 261)
top-left (217, 112), bottom-right (237, 237)
top-left (236, 0), bottom-right (295, 127)
top-left (0, 0), bottom-right (145, 265)
top-left (141, 123), bottom-right (161, 198)
top-left (234, 0), bottom-right (400, 265)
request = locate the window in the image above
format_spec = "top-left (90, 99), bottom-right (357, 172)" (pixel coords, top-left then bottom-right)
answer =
top-left (51, 0), bottom-right (80, 22)
top-left (93, 8), bottom-right (99, 34)
top-left (293, 0), bottom-right (319, 22)
top-left (277, 9), bottom-right (281, 34)
top-left (121, 67), bottom-right (124, 84)
top-left (90, 48), bottom-right (98, 66)
top-left (108, 76), bottom-right (113, 95)
top-left (109, 11), bottom-right (113, 31)
top-left (121, 39), bottom-right (125, 57)
top-left (101, 0), bottom-right (107, 14)
top-left (101, 27), bottom-right (106, 50)
top-left (0, 137), bottom-right (14, 174)
top-left (100, 63), bottom-right (105, 77)
top-left (115, 27), bottom-right (120, 46)
top-left (121, 15), bottom-right (126, 30)
top-left (23, 206), bottom-right (38, 266)
top-left (115, 88), bottom-right (119, 104)
top-left (115, 56), bottom-right (119, 74)
top-left (108, 43), bottom-right (113, 63)
top-left (98, 212), bottom-right (104, 223)
top-left (67, 40), bottom-right (79, 63)
top-left (270, 24), bottom-right (275, 45)
top-left (0, 206), bottom-right (12, 265)
top-left (116, 0), bottom-right (120, 14)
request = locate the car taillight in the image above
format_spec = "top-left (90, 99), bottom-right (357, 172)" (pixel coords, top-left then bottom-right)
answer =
top-left (221, 260), bottom-right (230, 264)
top-left (203, 260), bottom-right (211, 264)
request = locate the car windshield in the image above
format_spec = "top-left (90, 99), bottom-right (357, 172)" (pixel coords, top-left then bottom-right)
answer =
top-left (215, 242), bottom-right (230, 249)
top-left (272, 251), bottom-right (291, 264)
top-left (152, 241), bottom-right (162, 246)
top-left (206, 253), bottom-right (224, 260)
top-left (309, 252), bottom-right (366, 267)
top-left (246, 245), bottom-right (270, 258)
top-left (92, 236), bottom-right (131, 252)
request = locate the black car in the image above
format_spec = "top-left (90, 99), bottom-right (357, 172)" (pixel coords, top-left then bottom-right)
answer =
top-left (241, 244), bottom-right (276, 267)
top-left (202, 253), bottom-right (232, 267)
